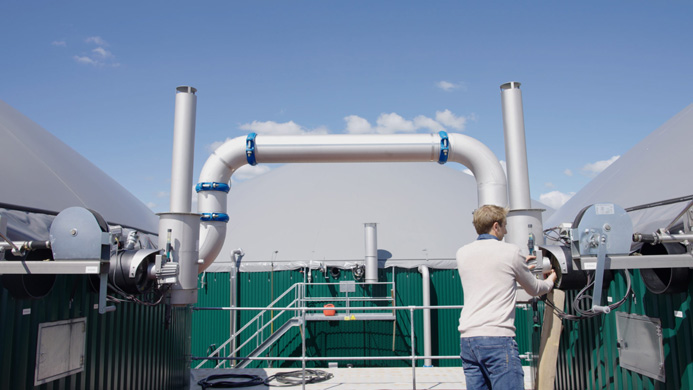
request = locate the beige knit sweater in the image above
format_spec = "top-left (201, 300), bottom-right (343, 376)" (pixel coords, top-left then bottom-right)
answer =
top-left (456, 239), bottom-right (554, 337)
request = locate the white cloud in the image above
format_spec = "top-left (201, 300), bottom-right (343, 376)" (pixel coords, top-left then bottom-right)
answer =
top-left (344, 115), bottom-right (373, 134)
top-left (73, 36), bottom-right (119, 67)
top-left (413, 115), bottom-right (445, 132)
top-left (156, 191), bottom-right (169, 198)
top-left (52, 40), bottom-right (66, 47)
top-left (74, 55), bottom-right (96, 65)
top-left (437, 81), bottom-right (459, 91)
top-left (345, 110), bottom-right (468, 134)
top-left (86, 36), bottom-right (108, 46)
top-left (92, 47), bottom-right (112, 58)
top-left (581, 155), bottom-right (620, 176)
top-left (563, 169), bottom-right (573, 177)
top-left (239, 120), bottom-right (328, 135)
top-left (540, 191), bottom-right (575, 209)
top-left (545, 182), bottom-right (555, 188)
top-left (232, 165), bottom-right (271, 182)
top-left (376, 113), bottom-right (416, 134)
top-left (435, 109), bottom-right (467, 130)
top-left (146, 202), bottom-right (157, 209)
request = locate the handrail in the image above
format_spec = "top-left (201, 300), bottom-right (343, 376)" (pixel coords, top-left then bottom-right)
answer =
top-left (193, 304), bottom-right (474, 390)
top-left (196, 281), bottom-right (398, 369)
top-left (195, 283), bottom-right (302, 369)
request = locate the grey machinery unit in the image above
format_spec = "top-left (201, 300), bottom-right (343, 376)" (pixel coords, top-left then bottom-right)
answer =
top-left (542, 202), bottom-right (693, 299)
top-left (0, 207), bottom-right (179, 314)
top-left (538, 202), bottom-right (693, 382)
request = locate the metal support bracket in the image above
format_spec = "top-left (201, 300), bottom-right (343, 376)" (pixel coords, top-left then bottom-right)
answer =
top-left (591, 234), bottom-right (611, 314)
top-left (0, 260), bottom-right (115, 314)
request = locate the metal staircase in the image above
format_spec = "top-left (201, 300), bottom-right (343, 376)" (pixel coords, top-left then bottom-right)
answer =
top-left (235, 317), bottom-right (302, 368)
top-left (195, 280), bottom-right (396, 369)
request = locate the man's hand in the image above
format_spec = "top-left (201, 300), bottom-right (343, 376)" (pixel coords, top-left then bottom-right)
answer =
top-left (526, 255), bottom-right (537, 270)
top-left (546, 269), bottom-right (557, 287)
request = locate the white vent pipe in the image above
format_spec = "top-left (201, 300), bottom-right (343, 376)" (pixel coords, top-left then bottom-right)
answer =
top-left (170, 86), bottom-right (197, 213)
top-left (501, 82), bottom-right (531, 211)
top-left (196, 133), bottom-right (507, 271)
top-left (364, 223), bottom-right (378, 284)
top-left (418, 265), bottom-right (432, 367)
top-left (500, 82), bottom-right (544, 253)
top-left (158, 86), bottom-right (201, 306)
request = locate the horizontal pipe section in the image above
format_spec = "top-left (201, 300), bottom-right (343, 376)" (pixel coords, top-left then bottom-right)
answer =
top-left (197, 133), bottom-right (507, 272)
top-left (254, 134), bottom-right (439, 163)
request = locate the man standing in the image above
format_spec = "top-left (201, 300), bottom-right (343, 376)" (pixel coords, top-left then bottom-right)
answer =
top-left (457, 205), bottom-right (557, 389)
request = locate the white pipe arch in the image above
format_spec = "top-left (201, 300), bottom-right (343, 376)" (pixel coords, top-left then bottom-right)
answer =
top-left (196, 132), bottom-right (507, 272)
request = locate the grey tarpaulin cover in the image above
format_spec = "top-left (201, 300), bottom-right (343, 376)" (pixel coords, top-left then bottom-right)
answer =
top-left (545, 103), bottom-right (693, 236)
top-left (0, 99), bottom-right (158, 240)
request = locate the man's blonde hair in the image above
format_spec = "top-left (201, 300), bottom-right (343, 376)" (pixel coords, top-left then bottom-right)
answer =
top-left (472, 205), bottom-right (508, 235)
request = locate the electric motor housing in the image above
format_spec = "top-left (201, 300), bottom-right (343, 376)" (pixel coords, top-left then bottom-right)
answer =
top-left (109, 248), bottom-right (159, 295)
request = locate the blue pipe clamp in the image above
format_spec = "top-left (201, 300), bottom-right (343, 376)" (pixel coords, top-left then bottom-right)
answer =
top-left (200, 213), bottom-right (230, 223)
top-left (195, 182), bottom-right (231, 193)
top-left (438, 131), bottom-right (449, 164)
top-left (246, 133), bottom-right (258, 166)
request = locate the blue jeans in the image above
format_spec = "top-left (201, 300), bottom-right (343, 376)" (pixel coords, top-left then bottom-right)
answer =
top-left (460, 336), bottom-right (524, 390)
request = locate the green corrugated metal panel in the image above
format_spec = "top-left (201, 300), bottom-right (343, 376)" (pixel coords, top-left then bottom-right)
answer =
top-left (0, 274), bottom-right (190, 390)
top-left (194, 267), bottom-right (540, 369)
top-left (555, 270), bottom-right (693, 390)
top-left (193, 272), bottom-right (232, 368)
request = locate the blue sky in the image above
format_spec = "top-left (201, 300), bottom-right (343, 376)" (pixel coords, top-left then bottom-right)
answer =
top-left (1, 1), bottom-right (691, 212)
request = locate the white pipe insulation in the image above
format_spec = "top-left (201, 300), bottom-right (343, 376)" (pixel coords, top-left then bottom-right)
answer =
top-left (196, 132), bottom-right (508, 272)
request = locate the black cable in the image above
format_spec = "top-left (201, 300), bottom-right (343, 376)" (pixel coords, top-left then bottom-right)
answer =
top-left (264, 369), bottom-right (334, 387)
top-left (197, 373), bottom-right (265, 389)
top-left (542, 269), bottom-right (632, 321)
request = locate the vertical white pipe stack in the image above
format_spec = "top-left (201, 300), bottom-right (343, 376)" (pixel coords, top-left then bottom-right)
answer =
top-left (158, 86), bottom-right (201, 306)
top-left (501, 82), bottom-right (531, 211)
top-left (500, 82), bottom-right (545, 250)
top-left (364, 223), bottom-right (378, 284)
top-left (170, 86), bottom-right (197, 213)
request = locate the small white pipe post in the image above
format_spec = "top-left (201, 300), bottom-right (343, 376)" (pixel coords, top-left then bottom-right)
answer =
top-left (364, 223), bottom-right (378, 284)
top-left (418, 265), bottom-right (432, 367)
top-left (170, 86), bottom-right (197, 213)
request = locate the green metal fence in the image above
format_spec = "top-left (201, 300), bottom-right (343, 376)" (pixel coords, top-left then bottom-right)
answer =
top-left (193, 267), bottom-right (538, 369)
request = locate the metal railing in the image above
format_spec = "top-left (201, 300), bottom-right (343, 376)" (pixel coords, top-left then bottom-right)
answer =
top-left (193, 303), bottom-right (465, 390)
top-left (193, 281), bottom-right (396, 369)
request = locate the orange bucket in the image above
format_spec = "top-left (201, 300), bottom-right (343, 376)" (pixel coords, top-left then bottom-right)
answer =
top-left (323, 304), bottom-right (336, 316)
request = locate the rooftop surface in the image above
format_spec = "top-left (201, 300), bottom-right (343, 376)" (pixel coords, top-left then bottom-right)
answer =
top-left (190, 367), bottom-right (535, 389)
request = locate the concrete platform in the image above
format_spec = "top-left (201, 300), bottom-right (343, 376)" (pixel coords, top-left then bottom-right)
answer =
top-left (190, 367), bottom-right (535, 389)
